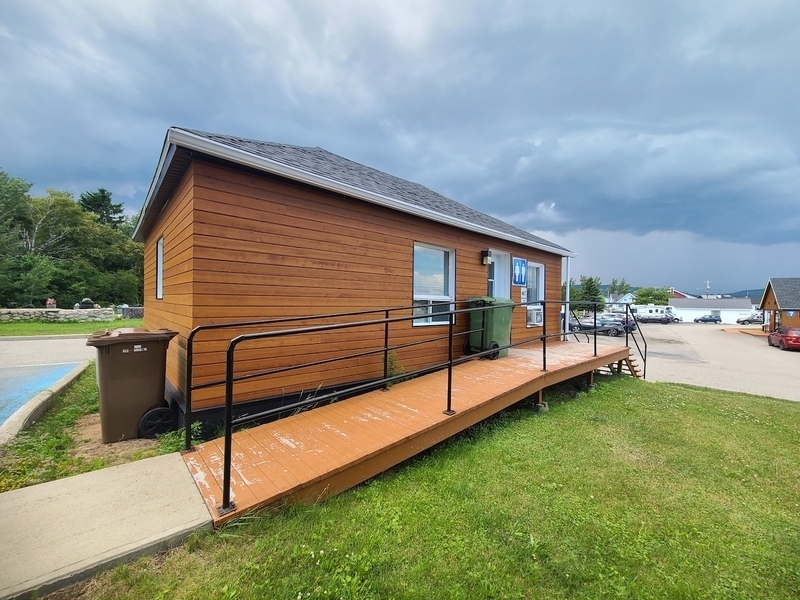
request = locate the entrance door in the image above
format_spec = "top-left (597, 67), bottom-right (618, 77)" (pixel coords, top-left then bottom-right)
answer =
top-left (487, 250), bottom-right (511, 298)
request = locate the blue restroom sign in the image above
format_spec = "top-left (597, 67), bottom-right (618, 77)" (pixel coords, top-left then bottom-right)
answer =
top-left (512, 257), bottom-right (527, 286)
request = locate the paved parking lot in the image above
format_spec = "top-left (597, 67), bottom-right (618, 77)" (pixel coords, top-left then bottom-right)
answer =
top-left (592, 323), bottom-right (799, 403)
top-left (0, 336), bottom-right (96, 426)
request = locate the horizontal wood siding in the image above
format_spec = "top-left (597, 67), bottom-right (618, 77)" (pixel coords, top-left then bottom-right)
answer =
top-left (177, 160), bottom-right (563, 409)
top-left (143, 164), bottom-right (195, 393)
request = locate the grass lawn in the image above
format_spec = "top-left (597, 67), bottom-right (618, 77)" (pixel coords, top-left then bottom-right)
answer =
top-left (45, 376), bottom-right (800, 600)
top-left (0, 318), bottom-right (144, 336)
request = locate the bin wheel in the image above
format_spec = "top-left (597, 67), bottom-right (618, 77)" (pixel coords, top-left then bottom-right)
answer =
top-left (139, 406), bottom-right (177, 439)
top-left (488, 341), bottom-right (500, 360)
top-left (463, 338), bottom-right (472, 356)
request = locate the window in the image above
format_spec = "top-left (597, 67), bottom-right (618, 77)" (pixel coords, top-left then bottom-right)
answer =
top-left (526, 262), bottom-right (545, 327)
top-left (156, 237), bottom-right (164, 300)
top-left (413, 243), bottom-right (455, 325)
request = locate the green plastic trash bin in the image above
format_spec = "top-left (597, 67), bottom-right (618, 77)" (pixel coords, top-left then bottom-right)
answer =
top-left (87, 327), bottom-right (178, 443)
top-left (464, 296), bottom-right (515, 359)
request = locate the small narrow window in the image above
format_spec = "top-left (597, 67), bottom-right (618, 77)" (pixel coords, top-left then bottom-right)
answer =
top-left (526, 262), bottom-right (545, 327)
top-left (156, 237), bottom-right (164, 300)
top-left (413, 243), bottom-right (455, 325)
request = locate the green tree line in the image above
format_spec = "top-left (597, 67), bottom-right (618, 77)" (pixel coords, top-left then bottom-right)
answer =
top-left (562, 276), bottom-right (670, 310)
top-left (1, 169), bottom-right (143, 308)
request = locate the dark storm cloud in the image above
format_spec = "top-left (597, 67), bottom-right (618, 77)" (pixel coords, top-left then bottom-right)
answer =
top-left (1, 0), bottom-right (798, 286)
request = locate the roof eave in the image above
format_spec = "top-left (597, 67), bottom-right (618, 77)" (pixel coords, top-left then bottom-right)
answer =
top-left (136, 127), bottom-right (575, 257)
top-left (757, 280), bottom-right (773, 310)
top-left (132, 133), bottom-right (176, 243)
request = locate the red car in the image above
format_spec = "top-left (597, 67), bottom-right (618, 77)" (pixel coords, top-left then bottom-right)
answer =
top-left (767, 326), bottom-right (800, 351)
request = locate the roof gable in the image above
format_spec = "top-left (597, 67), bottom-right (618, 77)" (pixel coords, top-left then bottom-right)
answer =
top-left (760, 277), bottom-right (800, 310)
top-left (133, 128), bottom-right (574, 258)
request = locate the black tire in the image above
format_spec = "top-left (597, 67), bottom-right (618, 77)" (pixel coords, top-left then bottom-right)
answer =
top-left (780, 341), bottom-right (788, 351)
top-left (488, 341), bottom-right (500, 360)
top-left (139, 406), bottom-right (177, 438)
top-left (742, 320), bottom-right (751, 325)
top-left (463, 338), bottom-right (472, 356)
top-left (767, 337), bottom-right (774, 347)
top-left (608, 327), bottom-right (620, 337)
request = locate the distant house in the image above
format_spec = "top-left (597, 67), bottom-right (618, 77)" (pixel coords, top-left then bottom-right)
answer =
top-left (607, 292), bottom-right (635, 308)
top-left (133, 127), bottom-right (575, 415)
top-left (669, 298), bottom-right (754, 324)
top-left (668, 287), bottom-right (695, 299)
top-left (758, 278), bottom-right (800, 331)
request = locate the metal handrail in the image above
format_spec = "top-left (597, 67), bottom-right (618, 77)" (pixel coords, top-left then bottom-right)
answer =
top-left (568, 301), bottom-right (648, 378)
top-left (183, 303), bottom-right (454, 450)
top-left (215, 301), bottom-right (533, 514)
top-left (213, 298), bottom-right (649, 514)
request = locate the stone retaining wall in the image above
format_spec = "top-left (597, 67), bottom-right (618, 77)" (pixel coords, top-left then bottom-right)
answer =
top-left (0, 308), bottom-right (116, 322)
top-left (121, 306), bottom-right (144, 319)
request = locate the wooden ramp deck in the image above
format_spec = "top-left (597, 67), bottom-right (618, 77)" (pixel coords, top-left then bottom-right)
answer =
top-left (183, 341), bottom-right (633, 525)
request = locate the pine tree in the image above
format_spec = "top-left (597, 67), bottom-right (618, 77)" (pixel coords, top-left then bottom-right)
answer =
top-left (78, 188), bottom-right (124, 227)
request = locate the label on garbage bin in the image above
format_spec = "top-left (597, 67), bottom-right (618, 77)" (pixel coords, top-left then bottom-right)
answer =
top-left (121, 345), bottom-right (148, 354)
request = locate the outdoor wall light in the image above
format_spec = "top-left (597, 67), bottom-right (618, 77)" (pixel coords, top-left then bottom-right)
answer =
top-left (481, 250), bottom-right (492, 265)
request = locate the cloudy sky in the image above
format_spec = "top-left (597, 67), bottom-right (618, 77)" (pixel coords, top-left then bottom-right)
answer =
top-left (2, 0), bottom-right (798, 294)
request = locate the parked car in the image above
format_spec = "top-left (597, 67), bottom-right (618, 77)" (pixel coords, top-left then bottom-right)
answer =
top-left (603, 314), bottom-right (637, 332)
top-left (736, 314), bottom-right (764, 325)
top-left (767, 326), bottom-right (800, 351)
top-left (694, 315), bottom-right (721, 324)
top-left (576, 316), bottom-right (626, 337)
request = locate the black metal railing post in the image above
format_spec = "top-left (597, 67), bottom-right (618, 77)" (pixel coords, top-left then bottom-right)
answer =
top-left (185, 333), bottom-right (194, 451)
top-left (593, 303), bottom-right (598, 356)
top-left (444, 312), bottom-right (455, 415)
top-left (625, 304), bottom-right (630, 347)
top-left (383, 309), bottom-right (390, 390)
top-left (218, 339), bottom-right (238, 516)
top-left (542, 301), bottom-right (547, 371)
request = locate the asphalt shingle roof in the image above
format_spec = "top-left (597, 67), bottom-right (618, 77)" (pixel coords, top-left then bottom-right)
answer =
top-left (669, 298), bottom-right (753, 310)
top-left (768, 277), bottom-right (800, 309)
top-left (179, 128), bottom-right (571, 255)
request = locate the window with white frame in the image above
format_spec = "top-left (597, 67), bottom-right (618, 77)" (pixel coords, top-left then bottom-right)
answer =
top-left (526, 262), bottom-right (545, 326)
top-left (156, 237), bottom-right (164, 300)
top-left (412, 243), bottom-right (455, 325)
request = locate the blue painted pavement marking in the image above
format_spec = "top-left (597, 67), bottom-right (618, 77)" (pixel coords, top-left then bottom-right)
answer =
top-left (0, 363), bottom-right (80, 426)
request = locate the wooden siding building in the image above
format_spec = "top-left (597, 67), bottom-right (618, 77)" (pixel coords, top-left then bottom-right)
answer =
top-left (759, 277), bottom-right (800, 331)
top-left (133, 128), bottom-right (575, 416)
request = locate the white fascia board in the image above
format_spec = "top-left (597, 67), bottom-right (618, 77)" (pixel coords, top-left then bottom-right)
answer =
top-left (757, 281), bottom-right (772, 310)
top-left (132, 135), bottom-right (176, 242)
top-left (164, 128), bottom-right (575, 258)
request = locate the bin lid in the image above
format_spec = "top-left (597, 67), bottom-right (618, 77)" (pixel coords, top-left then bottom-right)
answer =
top-left (490, 297), bottom-right (515, 307)
top-left (466, 296), bottom-right (495, 306)
top-left (86, 327), bottom-right (178, 347)
top-left (466, 296), bottom-right (515, 307)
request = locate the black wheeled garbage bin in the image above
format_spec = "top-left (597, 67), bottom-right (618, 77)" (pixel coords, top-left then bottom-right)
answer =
top-left (87, 327), bottom-right (178, 443)
top-left (464, 296), bottom-right (515, 359)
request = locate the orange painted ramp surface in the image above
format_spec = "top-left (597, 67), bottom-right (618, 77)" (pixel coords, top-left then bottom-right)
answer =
top-left (183, 343), bottom-right (631, 524)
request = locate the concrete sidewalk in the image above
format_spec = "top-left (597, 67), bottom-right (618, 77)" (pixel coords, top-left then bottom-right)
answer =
top-left (0, 453), bottom-right (212, 600)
